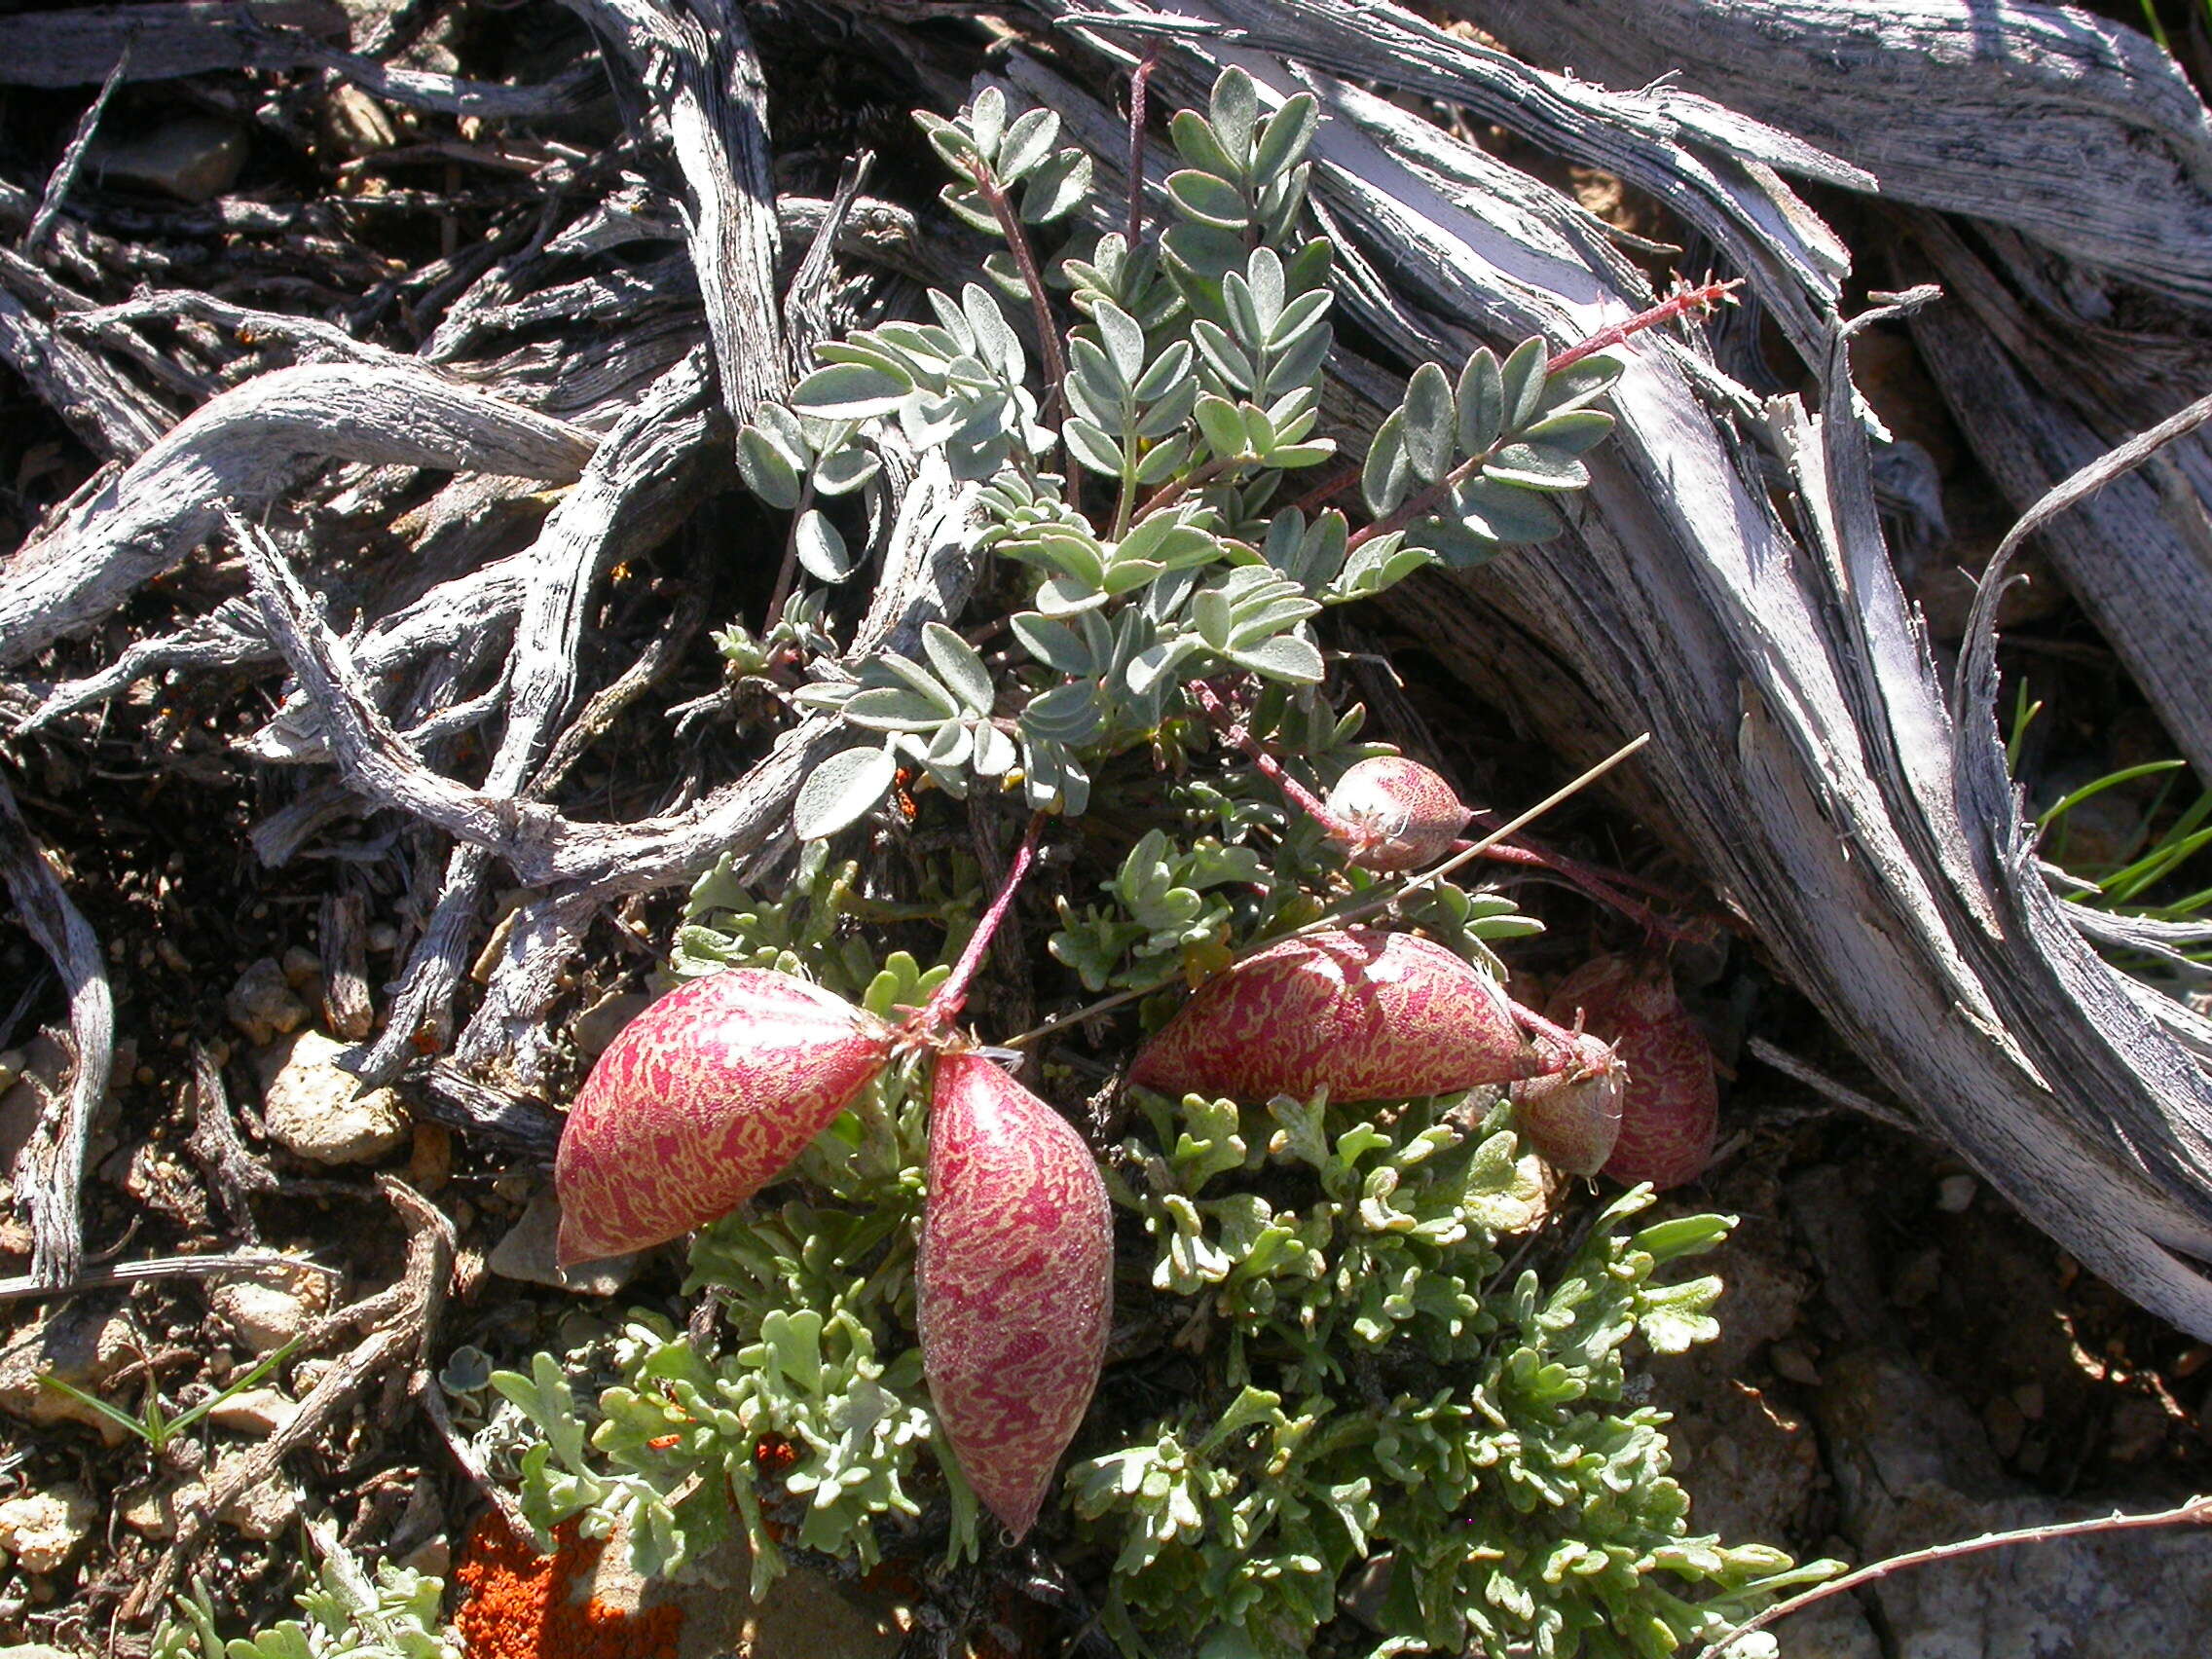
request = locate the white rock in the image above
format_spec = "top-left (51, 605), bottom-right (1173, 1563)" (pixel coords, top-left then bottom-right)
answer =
top-left (210, 1255), bottom-right (331, 1353)
top-left (0, 1486), bottom-right (95, 1574)
top-left (259, 1030), bottom-right (407, 1164)
top-left (488, 1188), bottom-right (642, 1296)
top-left (211, 1455), bottom-right (302, 1541)
top-left (204, 1386), bottom-right (301, 1439)
top-left (0, 1305), bottom-right (138, 1444)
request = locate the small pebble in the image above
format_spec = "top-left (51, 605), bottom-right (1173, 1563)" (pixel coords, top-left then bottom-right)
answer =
top-left (1936, 1173), bottom-right (1977, 1212)
top-left (1770, 1343), bottom-right (1822, 1387)
top-left (227, 959), bottom-right (308, 1048)
top-left (259, 1030), bottom-right (408, 1165)
top-left (204, 1386), bottom-right (301, 1439)
top-left (0, 1487), bottom-right (95, 1574)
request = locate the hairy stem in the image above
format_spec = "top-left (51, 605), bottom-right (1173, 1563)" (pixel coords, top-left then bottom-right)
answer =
top-left (1185, 679), bottom-right (1359, 842)
top-left (1003, 735), bottom-right (1652, 1049)
top-left (1125, 49), bottom-right (1160, 253)
top-left (967, 158), bottom-right (1079, 520)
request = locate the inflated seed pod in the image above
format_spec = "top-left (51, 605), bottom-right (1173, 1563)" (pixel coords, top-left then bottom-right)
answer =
top-left (1324, 756), bottom-right (1473, 872)
top-left (555, 970), bottom-right (893, 1265)
top-left (919, 1051), bottom-right (1113, 1538)
top-left (1510, 1028), bottom-right (1627, 1175)
top-left (1545, 956), bottom-right (1717, 1191)
top-left (1127, 927), bottom-right (1538, 1103)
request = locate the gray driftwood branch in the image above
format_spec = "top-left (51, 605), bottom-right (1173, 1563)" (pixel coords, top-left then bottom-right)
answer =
top-left (0, 363), bottom-right (597, 670)
top-left (0, 771), bottom-right (113, 1291)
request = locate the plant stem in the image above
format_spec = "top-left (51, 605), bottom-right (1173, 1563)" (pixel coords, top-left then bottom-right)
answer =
top-left (1545, 277), bottom-right (1739, 374)
top-left (1134, 455), bottom-right (1232, 521)
top-left (1693, 1493), bottom-right (2212, 1659)
top-left (1346, 279), bottom-right (1740, 554)
top-left (967, 156), bottom-right (1079, 521)
top-left (1125, 49), bottom-right (1160, 253)
top-left (762, 475), bottom-right (818, 631)
top-left (1001, 734), bottom-right (1651, 1049)
top-left (1185, 679), bottom-right (1363, 844)
top-left (918, 810), bottom-right (1049, 1033)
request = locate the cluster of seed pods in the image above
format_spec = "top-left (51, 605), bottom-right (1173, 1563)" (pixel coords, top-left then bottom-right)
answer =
top-left (552, 760), bottom-right (1715, 1538)
top-left (555, 970), bottom-right (1112, 1539)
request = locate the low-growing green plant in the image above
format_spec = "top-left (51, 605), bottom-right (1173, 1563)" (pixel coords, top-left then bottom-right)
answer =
top-left (41, 1334), bottom-right (303, 1458)
top-left (478, 57), bottom-right (1828, 1659)
top-left (153, 1522), bottom-right (459, 1659)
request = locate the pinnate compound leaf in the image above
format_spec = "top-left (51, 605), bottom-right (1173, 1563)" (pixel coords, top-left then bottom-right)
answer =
top-left (737, 423), bottom-right (806, 511)
top-left (922, 622), bottom-right (995, 715)
top-left (1165, 169), bottom-right (1250, 231)
top-left (1362, 410), bottom-right (1413, 516)
top-left (1456, 347), bottom-right (1505, 457)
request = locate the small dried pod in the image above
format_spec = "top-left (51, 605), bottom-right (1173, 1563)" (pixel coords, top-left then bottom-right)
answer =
top-left (1128, 927), bottom-right (1538, 1103)
top-left (1324, 756), bottom-right (1473, 872)
top-left (1510, 1029), bottom-right (1627, 1175)
top-left (920, 1051), bottom-right (1113, 1538)
top-left (1545, 956), bottom-right (1718, 1191)
top-left (555, 970), bottom-right (893, 1265)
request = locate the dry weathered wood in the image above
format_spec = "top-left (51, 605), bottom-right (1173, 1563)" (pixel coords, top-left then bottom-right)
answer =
top-left (1477, 0), bottom-right (2212, 310)
top-left (353, 350), bottom-right (719, 1079)
top-left (319, 891), bottom-right (376, 1042)
top-left (1898, 212), bottom-right (2212, 787)
top-left (564, 0), bottom-right (788, 426)
top-left (0, 290), bottom-right (168, 461)
top-left (123, 1177), bottom-right (452, 1623)
top-left (454, 440), bottom-right (981, 1083)
top-left (0, 2), bottom-right (346, 89)
top-left (0, 771), bottom-right (113, 1292)
top-left (397, 1061), bottom-right (563, 1162)
top-left (1062, 0), bottom-right (1864, 360)
top-left (185, 1041), bottom-right (278, 1239)
top-left (0, 363), bottom-right (597, 670)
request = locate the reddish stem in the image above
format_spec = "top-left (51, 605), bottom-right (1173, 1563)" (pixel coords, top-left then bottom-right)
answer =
top-left (1545, 277), bottom-right (1740, 373)
top-left (1456, 823), bottom-right (1719, 946)
top-left (916, 811), bottom-right (1049, 1034)
top-left (1186, 680), bottom-right (1370, 846)
top-left (966, 157), bottom-right (1082, 522)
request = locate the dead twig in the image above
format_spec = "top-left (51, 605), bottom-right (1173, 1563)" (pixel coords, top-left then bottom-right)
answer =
top-left (1694, 1494), bottom-right (2212, 1659)
top-left (0, 770), bottom-right (112, 1293)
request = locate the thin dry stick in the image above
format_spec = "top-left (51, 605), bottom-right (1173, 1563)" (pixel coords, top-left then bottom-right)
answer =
top-left (24, 38), bottom-right (129, 252)
top-left (1004, 733), bottom-right (1650, 1045)
top-left (0, 770), bottom-right (112, 1291)
top-left (1694, 1493), bottom-right (2212, 1659)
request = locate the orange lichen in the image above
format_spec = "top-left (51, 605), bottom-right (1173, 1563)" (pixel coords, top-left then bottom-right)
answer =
top-left (453, 1514), bottom-right (683, 1659)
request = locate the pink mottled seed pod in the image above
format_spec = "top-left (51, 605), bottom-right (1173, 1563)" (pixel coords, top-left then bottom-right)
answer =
top-left (1127, 927), bottom-right (1538, 1103)
top-left (1510, 1030), bottom-right (1627, 1175)
top-left (920, 1052), bottom-right (1113, 1539)
top-left (1545, 956), bottom-right (1717, 1191)
top-left (1324, 756), bottom-right (1472, 872)
top-left (555, 970), bottom-right (893, 1266)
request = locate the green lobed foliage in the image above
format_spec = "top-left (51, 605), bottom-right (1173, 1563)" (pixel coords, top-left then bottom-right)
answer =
top-left (152, 1524), bottom-right (460, 1659)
